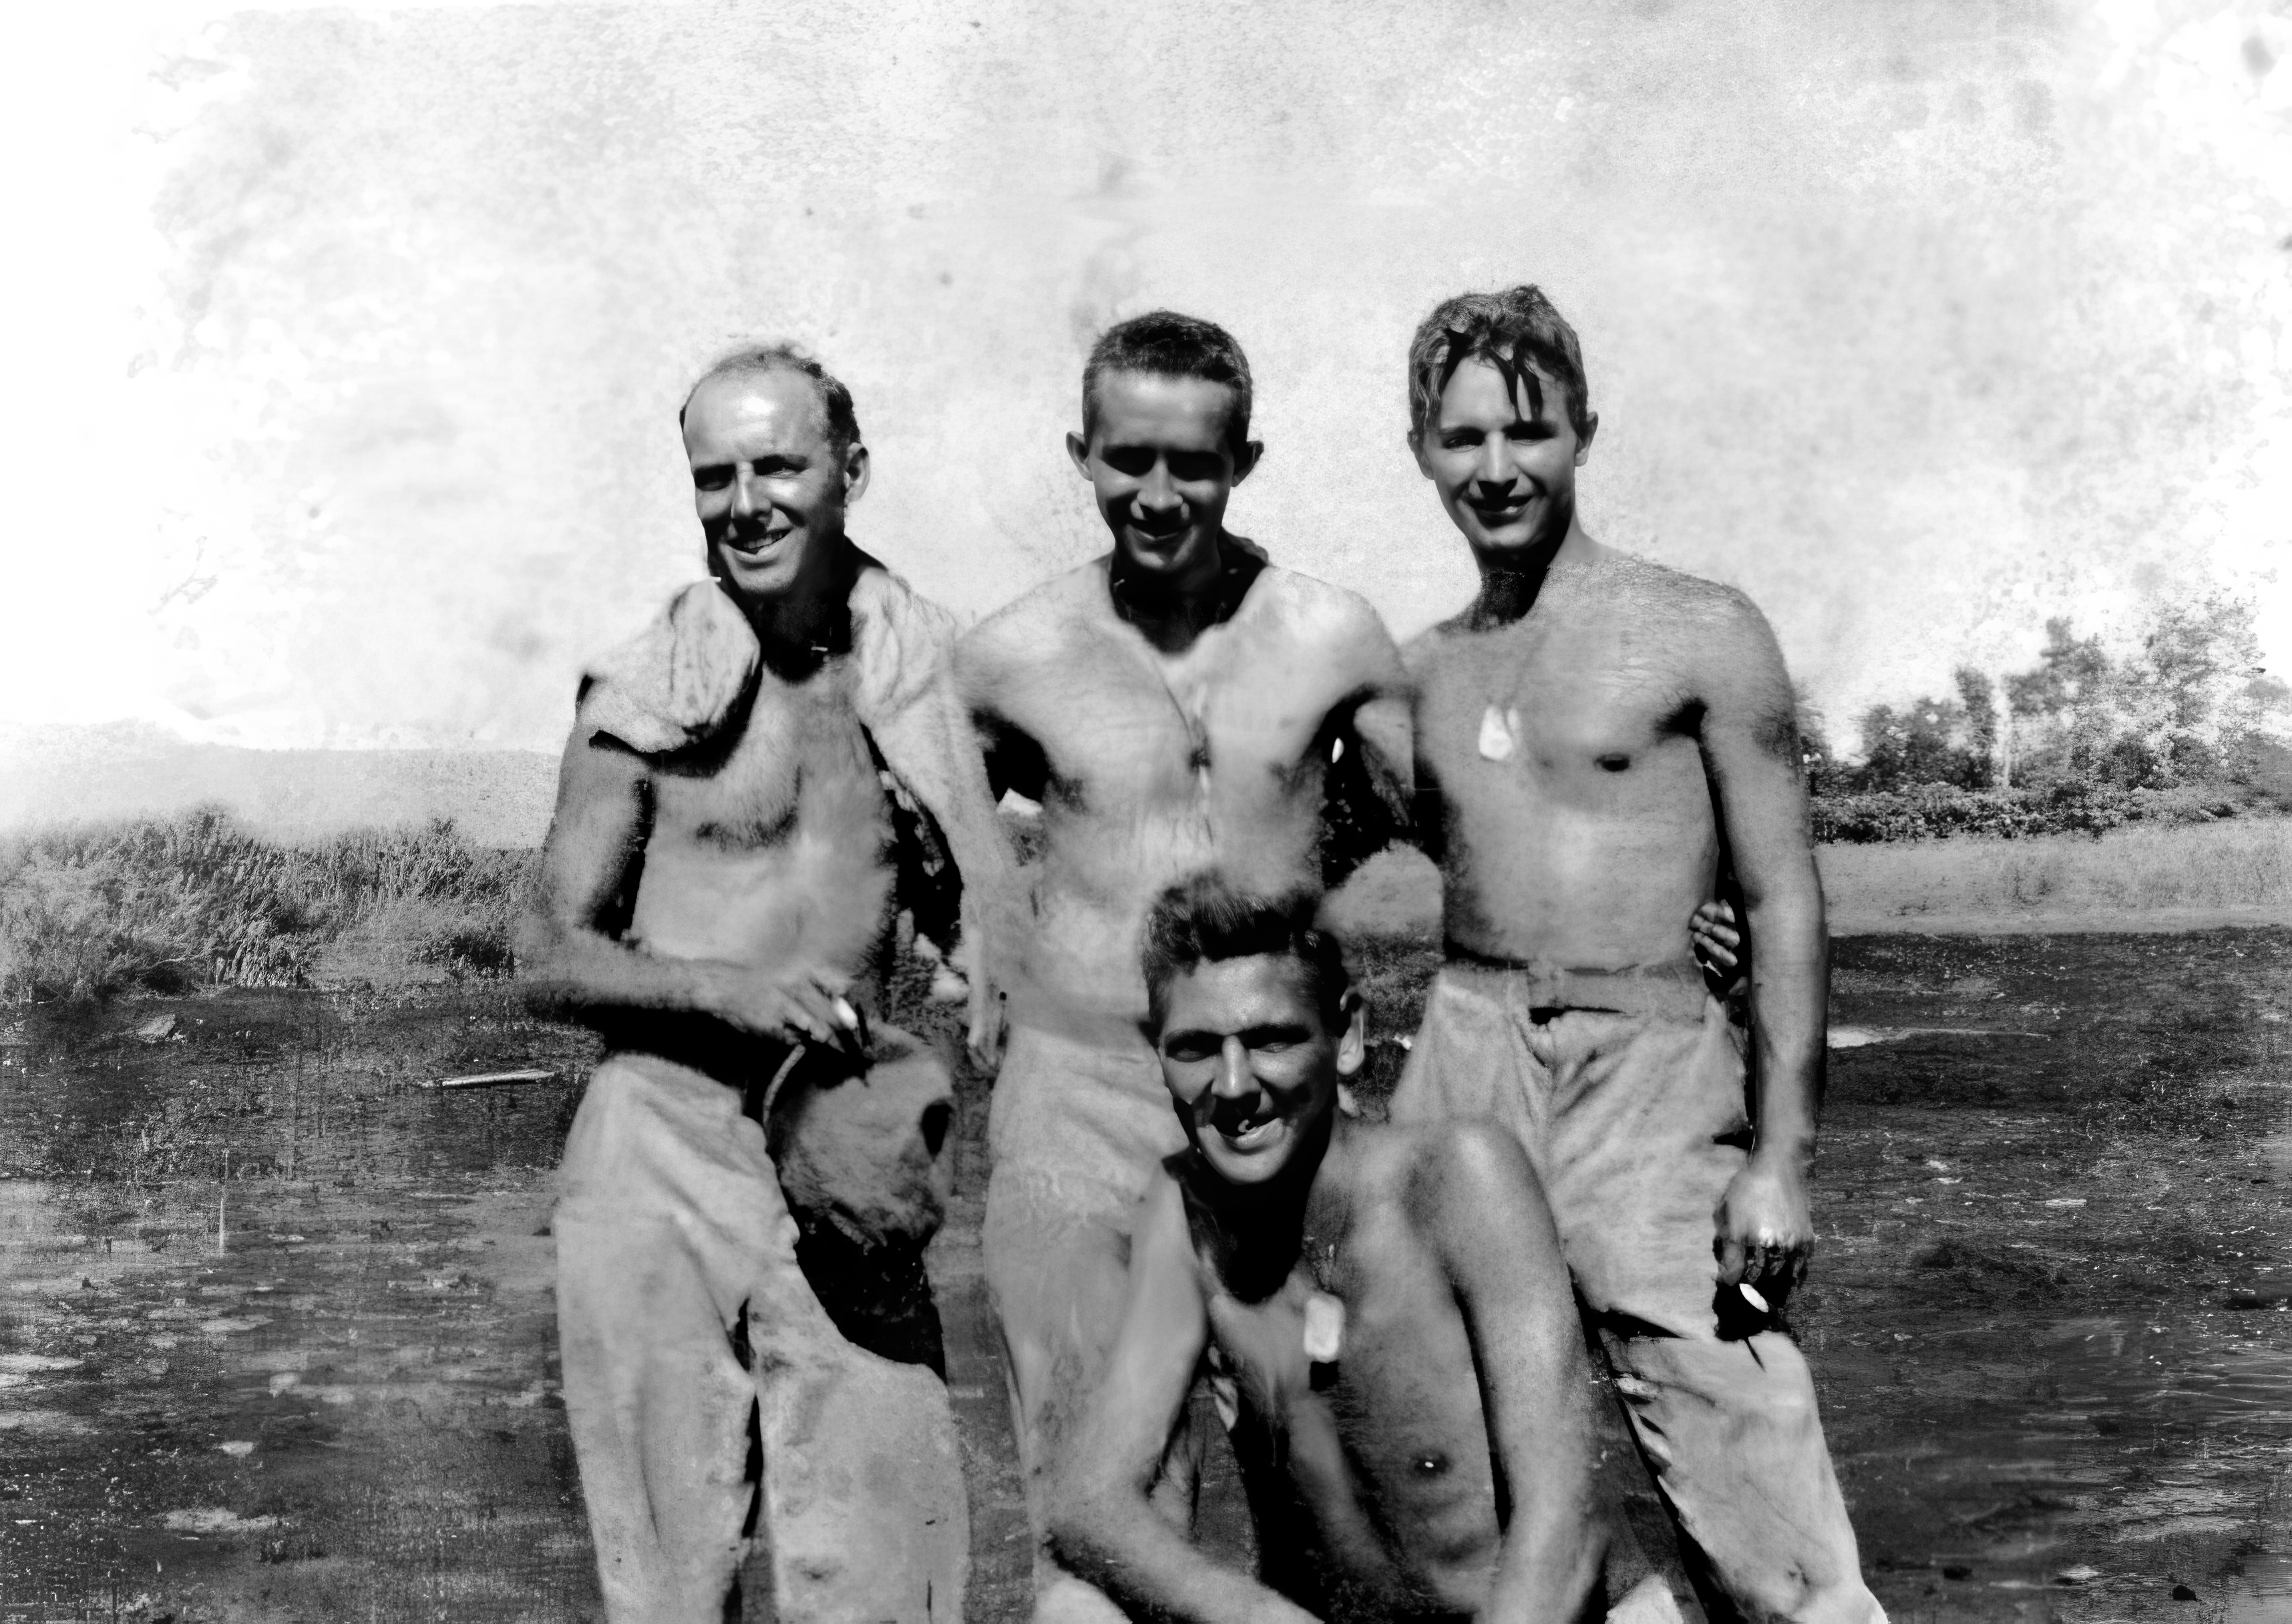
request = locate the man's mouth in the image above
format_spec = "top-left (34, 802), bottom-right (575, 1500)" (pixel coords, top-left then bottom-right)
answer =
top-left (723, 528), bottom-right (790, 559)
top-left (1124, 516), bottom-right (1189, 548)
top-left (1208, 1100), bottom-right (1286, 1153)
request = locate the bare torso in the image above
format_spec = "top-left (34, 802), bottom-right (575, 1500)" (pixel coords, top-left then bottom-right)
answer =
top-left (618, 655), bottom-right (898, 1003)
top-left (959, 555), bottom-right (1405, 1036)
top-left (1410, 551), bottom-right (1748, 972)
top-left (1181, 1127), bottom-right (1507, 1621)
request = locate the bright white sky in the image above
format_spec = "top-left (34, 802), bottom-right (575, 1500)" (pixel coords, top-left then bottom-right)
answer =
top-left (1, 0), bottom-right (2287, 755)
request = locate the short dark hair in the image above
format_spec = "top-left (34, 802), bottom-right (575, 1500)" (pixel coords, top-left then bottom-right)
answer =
top-left (1406, 285), bottom-right (1593, 445)
top-left (680, 343), bottom-right (862, 459)
top-left (1083, 311), bottom-right (1254, 455)
top-left (1141, 873), bottom-right (1351, 1037)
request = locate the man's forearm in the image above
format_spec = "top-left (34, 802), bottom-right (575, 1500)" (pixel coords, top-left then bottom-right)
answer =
top-left (1741, 883), bottom-right (1828, 1163)
top-left (518, 919), bottom-right (736, 1030)
top-left (1052, 1496), bottom-right (1316, 1624)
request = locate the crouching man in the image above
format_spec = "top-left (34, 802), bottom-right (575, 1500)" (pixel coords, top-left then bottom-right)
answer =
top-left (1049, 873), bottom-right (1681, 1623)
top-left (520, 345), bottom-right (1006, 1622)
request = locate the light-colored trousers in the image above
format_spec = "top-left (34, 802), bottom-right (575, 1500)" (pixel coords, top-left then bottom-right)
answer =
top-left (982, 1021), bottom-right (1204, 1623)
top-left (556, 1042), bottom-right (968, 1623)
top-left (1390, 963), bottom-right (1887, 1624)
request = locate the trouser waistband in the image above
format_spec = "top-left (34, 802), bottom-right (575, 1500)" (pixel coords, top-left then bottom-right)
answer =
top-left (1438, 944), bottom-right (1713, 1024)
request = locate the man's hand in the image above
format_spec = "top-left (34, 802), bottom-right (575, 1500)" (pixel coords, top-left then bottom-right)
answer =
top-left (1688, 899), bottom-right (1746, 1000)
top-left (1714, 1151), bottom-right (1812, 1311)
top-left (709, 964), bottom-right (864, 1052)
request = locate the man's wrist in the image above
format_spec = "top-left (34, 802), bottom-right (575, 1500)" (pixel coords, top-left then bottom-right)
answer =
top-left (1748, 1133), bottom-right (1814, 1173)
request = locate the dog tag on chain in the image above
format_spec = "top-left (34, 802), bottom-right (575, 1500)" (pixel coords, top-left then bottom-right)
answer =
top-left (1302, 1292), bottom-right (1345, 1364)
top-left (1477, 706), bottom-right (1513, 761)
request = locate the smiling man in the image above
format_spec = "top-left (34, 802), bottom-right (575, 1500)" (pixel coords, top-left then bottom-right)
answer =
top-left (956, 312), bottom-right (1413, 1621)
top-left (522, 345), bottom-right (1005, 1622)
top-left (1049, 874), bottom-right (1680, 1624)
top-left (1390, 286), bottom-right (1885, 1623)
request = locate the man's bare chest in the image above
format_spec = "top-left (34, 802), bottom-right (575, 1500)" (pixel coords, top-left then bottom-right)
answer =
top-left (1008, 627), bottom-right (1358, 807)
top-left (648, 675), bottom-right (888, 854)
top-left (1418, 616), bottom-right (1700, 783)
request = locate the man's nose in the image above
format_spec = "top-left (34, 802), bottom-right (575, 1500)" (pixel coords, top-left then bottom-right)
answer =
top-left (1473, 438), bottom-right (1517, 490)
top-left (1209, 1038), bottom-right (1255, 1099)
top-left (1137, 463), bottom-right (1182, 513)
top-left (731, 465), bottom-right (761, 517)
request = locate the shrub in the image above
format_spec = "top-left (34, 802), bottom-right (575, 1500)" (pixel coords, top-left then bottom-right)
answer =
top-left (1809, 781), bottom-right (2253, 845)
top-left (0, 809), bottom-right (534, 1003)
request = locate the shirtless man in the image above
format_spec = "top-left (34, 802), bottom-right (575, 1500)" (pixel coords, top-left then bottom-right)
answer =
top-left (1389, 285), bottom-right (1885, 1623)
top-left (1052, 875), bottom-right (1682, 1624)
top-left (956, 312), bottom-right (1412, 1621)
top-left (520, 345), bottom-right (1005, 1623)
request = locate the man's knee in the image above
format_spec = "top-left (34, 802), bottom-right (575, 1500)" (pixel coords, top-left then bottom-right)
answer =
top-left (1030, 1572), bottom-right (1133, 1624)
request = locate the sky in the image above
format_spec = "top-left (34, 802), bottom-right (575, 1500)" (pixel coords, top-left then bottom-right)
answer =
top-left (1, 0), bottom-right (2287, 758)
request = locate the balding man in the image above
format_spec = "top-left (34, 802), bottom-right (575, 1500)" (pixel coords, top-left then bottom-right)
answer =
top-left (521, 345), bottom-right (1006, 1623)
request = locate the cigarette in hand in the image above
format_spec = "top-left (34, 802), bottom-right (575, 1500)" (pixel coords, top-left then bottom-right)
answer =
top-left (1738, 1281), bottom-right (1771, 1315)
top-left (832, 997), bottom-right (860, 1031)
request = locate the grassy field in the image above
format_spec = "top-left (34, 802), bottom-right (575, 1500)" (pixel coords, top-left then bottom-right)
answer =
top-left (7, 811), bottom-right (2288, 1018)
top-left (1324, 819), bottom-right (2292, 947)
top-left (0, 813), bottom-right (527, 1004)
top-left (1821, 819), bottom-right (2292, 930)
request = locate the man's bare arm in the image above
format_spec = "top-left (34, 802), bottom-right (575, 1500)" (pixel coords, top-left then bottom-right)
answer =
top-left (516, 725), bottom-right (854, 1046)
top-left (1320, 689), bottom-right (1415, 887)
top-left (1696, 592), bottom-right (1828, 1305)
top-left (1428, 1123), bottom-right (1607, 1624)
top-left (1050, 1178), bottom-right (1317, 1624)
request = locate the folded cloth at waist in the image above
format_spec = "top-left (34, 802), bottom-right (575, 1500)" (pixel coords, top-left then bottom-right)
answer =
top-left (1437, 944), bottom-right (1714, 1024)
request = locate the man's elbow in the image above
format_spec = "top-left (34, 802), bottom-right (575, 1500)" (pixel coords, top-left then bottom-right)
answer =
top-left (512, 907), bottom-right (577, 1017)
top-left (1043, 1472), bottom-right (1134, 1584)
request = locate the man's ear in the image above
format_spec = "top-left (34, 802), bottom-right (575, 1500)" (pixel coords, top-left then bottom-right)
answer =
top-left (843, 442), bottom-right (872, 504)
top-left (1230, 439), bottom-right (1265, 485)
top-left (1573, 411), bottom-right (1599, 467)
top-left (1065, 430), bottom-right (1093, 479)
top-left (1334, 990), bottom-right (1366, 1080)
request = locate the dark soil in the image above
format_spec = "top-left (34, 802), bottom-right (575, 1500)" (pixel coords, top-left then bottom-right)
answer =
top-left (0, 929), bottom-right (2285, 1622)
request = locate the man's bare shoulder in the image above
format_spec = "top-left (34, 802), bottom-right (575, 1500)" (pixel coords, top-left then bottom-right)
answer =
top-left (574, 580), bottom-right (759, 759)
top-left (954, 559), bottom-right (1111, 682)
top-left (1561, 549), bottom-right (1772, 638)
top-left (1246, 565), bottom-right (1405, 687)
top-left (962, 559), bottom-right (1109, 648)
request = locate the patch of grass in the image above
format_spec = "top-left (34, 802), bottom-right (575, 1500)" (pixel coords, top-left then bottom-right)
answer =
top-left (1820, 817), bottom-right (2292, 922)
top-left (0, 809), bottom-right (534, 1003)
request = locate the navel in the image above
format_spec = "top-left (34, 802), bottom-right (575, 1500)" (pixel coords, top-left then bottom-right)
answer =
top-left (1412, 1451), bottom-right (1450, 1477)
top-left (1595, 753), bottom-right (1631, 773)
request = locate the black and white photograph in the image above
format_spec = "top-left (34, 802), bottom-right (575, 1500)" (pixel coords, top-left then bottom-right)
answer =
top-left (1, 1), bottom-right (2287, 1619)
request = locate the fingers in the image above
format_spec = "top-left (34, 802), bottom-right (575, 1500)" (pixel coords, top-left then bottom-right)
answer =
top-left (1713, 1231), bottom-right (1748, 1288)
top-left (1747, 1235), bottom-right (1812, 1308)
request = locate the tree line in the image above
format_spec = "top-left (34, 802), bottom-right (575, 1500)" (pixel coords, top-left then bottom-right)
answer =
top-left (1806, 593), bottom-right (2289, 798)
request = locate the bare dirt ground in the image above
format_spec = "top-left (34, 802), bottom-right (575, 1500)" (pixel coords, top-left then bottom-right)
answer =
top-left (1, 926), bottom-right (2287, 1622)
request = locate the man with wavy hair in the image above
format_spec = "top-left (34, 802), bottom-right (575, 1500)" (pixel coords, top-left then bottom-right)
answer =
top-left (1052, 873), bottom-right (1681, 1624)
top-left (522, 345), bottom-right (1006, 1622)
top-left (1388, 284), bottom-right (1884, 1623)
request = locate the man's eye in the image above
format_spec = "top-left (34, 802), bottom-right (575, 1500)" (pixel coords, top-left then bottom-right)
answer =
top-left (1103, 448), bottom-right (1155, 477)
top-left (1507, 423), bottom-right (1554, 442)
top-left (1162, 1040), bottom-right (1215, 1063)
top-left (1441, 434), bottom-right (1478, 451)
top-left (1167, 452), bottom-right (1223, 483)
top-left (693, 467), bottom-right (734, 491)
